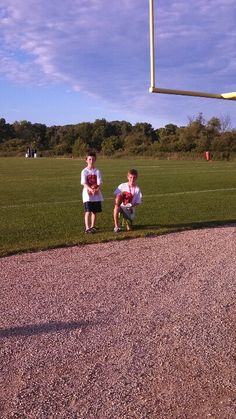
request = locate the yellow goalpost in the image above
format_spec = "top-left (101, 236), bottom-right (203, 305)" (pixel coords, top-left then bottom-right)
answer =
top-left (149, 0), bottom-right (236, 100)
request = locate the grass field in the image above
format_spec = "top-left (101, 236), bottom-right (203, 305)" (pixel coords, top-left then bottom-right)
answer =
top-left (0, 157), bottom-right (236, 256)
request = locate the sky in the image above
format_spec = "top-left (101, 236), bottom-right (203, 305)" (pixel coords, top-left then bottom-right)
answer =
top-left (1, 0), bottom-right (236, 129)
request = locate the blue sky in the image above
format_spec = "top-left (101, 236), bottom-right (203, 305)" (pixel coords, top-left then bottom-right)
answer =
top-left (1, 0), bottom-right (236, 128)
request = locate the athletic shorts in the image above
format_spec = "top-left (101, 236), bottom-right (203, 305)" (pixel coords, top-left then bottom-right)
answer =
top-left (84, 201), bottom-right (102, 213)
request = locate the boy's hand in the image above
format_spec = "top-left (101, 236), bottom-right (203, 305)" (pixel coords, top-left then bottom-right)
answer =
top-left (87, 186), bottom-right (94, 195)
top-left (90, 184), bottom-right (99, 195)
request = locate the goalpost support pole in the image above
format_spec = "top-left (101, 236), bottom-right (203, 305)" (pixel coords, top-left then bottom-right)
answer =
top-left (149, 0), bottom-right (155, 90)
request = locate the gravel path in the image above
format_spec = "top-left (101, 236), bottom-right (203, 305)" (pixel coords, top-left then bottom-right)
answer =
top-left (1, 226), bottom-right (236, 418)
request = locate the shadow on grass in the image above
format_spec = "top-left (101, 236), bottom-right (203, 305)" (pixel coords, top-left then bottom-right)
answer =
top-left (135, 219), bottom-right (236, 233)
top-left (0, 320), bottom-right (98, 339)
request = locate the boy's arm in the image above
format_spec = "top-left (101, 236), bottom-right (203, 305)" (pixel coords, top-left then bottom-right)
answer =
top-left (96, 169), bottom-right (102, 186)
top-left (83, 183), bottom-right (95, 195)
top-left (114, 186), bottom-right (123, 206)
top-left (81, 171), bottom-right (94, 195)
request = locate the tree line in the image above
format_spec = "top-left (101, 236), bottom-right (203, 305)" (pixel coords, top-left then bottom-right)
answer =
top-left (0, 113), bottom-right (236, 159)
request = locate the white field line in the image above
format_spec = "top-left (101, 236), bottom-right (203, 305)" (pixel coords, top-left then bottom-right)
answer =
top-left (144, 187), bottom-right (236, 198)
top-left (1, 187), bottom-right (236, 210)
top-left (3, 169), bottom-right (236, 183)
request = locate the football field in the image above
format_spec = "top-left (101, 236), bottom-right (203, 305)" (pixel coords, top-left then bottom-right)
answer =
top-left (0, 157), bottom-right (236, 256)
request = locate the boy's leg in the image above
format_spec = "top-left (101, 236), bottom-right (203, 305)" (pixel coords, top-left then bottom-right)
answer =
top-left (120, 207), bottom-right (134, 231)
top-left (113, 205), bottom-right (120, 228)
top-left (91, 212), bottom-right (96, 229)
top-left (125, 218), bottom-right (132, 231)
top-left (114, 194), bottom-right (123, 229)
top-left (84, 211), bottom-right (91, 230)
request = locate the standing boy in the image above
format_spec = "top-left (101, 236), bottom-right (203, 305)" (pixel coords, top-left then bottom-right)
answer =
top-left (81, 151), bottom-right (103, 233)
top-left (113, 169), bottom-right (142, 232)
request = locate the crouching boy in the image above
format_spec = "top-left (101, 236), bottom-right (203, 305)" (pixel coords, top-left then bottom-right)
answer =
top-left (113, 169), bottom-right (142, 232)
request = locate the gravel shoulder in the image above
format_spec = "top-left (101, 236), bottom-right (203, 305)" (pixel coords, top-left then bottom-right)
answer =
top-left (1, 225), bottom-right (236, 418)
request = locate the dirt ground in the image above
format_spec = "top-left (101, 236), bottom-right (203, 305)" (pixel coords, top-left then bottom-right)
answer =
top-left (0, 225), bottom-right (236, 418)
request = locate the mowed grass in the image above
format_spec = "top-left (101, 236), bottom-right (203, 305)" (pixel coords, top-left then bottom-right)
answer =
top-left (0, 157), bottom-right (236, 256)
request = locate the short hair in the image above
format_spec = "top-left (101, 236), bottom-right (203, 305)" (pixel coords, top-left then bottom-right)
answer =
top-left (86, 150), bottom-right (96, 159)
top-left (128, 169), bottom-right (138, 177)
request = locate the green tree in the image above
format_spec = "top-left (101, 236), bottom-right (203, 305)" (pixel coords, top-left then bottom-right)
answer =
top-left (45, 126), bottom-right (61, 150)
top-left (75, 122), bottom-right (93, 144)
top-left (54, 142), bottom-right (72, 155)
top-left (174, 114), bottom-right (206, 152)
top-left (72, 138), bottom-right (88, 157)
top-left (0, 118), bottom-right (14, 143)
top-left (12, 120), bottom-right (34, 141)
top-left (91, 119), bottom-right (110, 151)
top-left (212, 131), bottom-right (236, 152)
top-left (155, 124), bottom-right (179, 152)
top-left (10, 120), bottom-right (47, 151)
top-left (101, 136), bottom-right (124, 156)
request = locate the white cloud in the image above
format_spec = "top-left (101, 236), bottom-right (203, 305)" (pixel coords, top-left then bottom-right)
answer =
top-left (1, 0), bottom-right (236, 125)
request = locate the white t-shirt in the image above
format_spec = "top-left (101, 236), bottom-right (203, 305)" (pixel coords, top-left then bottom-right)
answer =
top-left (81, 167), bottom-right (104, 203)
top-left (114, 182), bottom-right (142, 207)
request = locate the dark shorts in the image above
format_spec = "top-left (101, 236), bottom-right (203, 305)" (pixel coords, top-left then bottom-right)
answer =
top-left (84, 201), bottom-right (102, 213)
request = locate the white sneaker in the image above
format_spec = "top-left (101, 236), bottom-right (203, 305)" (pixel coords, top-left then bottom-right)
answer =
top-left (113, 227), bottom-right (121, 233)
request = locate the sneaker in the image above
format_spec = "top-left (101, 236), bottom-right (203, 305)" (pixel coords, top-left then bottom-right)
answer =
top-left (85, 228), bottom-right (93, 234)
top-left (113, 227), bottom-right (121, 233)
top-left (90, 227), bottom-right (97, 233)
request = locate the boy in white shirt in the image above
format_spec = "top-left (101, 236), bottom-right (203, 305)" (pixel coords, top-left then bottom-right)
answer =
top-left (113, 169), bottom-right (142, 232)
top-left (81, 151), bottom-right (103, 233)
